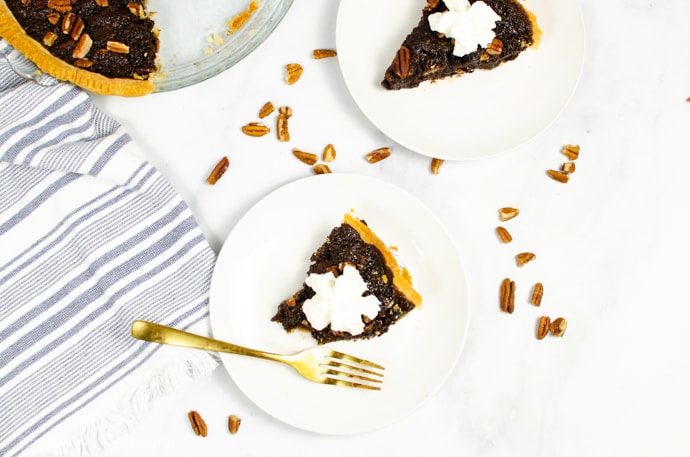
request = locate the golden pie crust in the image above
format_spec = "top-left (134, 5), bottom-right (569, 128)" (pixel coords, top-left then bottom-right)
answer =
top-left (0, 0), bottom-right (155, 96)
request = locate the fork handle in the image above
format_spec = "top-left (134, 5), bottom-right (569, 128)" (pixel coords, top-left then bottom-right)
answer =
top-left (131, 320), bottom-right (286, 364)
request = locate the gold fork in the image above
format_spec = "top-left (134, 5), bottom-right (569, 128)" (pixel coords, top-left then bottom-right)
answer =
top-left (131, 320), bottom-right (384, 390)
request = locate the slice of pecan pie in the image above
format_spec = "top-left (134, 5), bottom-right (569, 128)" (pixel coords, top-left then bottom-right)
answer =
top-left (0, 0), bottom-right (158, 96)
top-left (272, 213), bottom-right (423, 345)
top-left (381, 0), bottom-right (541, 90)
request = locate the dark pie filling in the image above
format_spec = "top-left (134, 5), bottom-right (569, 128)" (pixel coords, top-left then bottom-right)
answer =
top-left (381, 0), bottom-right (537, 90)
top-left (5, 0), bottom-right (157, 79)
top-left (272, 221), bottom-right (417, 345)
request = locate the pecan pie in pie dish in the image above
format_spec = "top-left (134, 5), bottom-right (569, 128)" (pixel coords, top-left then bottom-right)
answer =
top-left (272, 213), bottom-right (422, 344)
top-left (381, 0), bottom-right (541, 90)
top-left (0, 0), bottom-right (158, 96)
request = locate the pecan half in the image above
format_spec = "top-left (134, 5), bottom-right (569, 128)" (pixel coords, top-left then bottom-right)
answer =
top-left (127, 2), bottom-right (145, 19)
top-left (73, 58), bottom-right (93, 68)
top-left (69, 17), bottom-right (84, 41)
top-left (430, 158), bottom-right (443, 174)
top-left (228, 415), bottom-right (241, 434)
top-left (562, 144), bottom-right (580, 160)
top-left (241, 122), bottom-right (270, 137)
top-left (188, 411), bottom-right (208, 437)
top-left (292, 149), bottom-right (318, 165)
top-left (206, 156), bottom-right (229, 185)
top-left (495, 226), bottom-right (512, 243)
top-left (47, 0), bottom-right (71, 12)
top-left (258, 101), bottom-right (274, 118)
top-left (106, 41), bottom-right (130, 54)
top-left (515, 252), bottom-right (536, 267)
top-left (95, 0), bottom-right (108, 6)
top-left (322, 144), bottom-right (336, 162)
top-left (393, 45), bottom-right (411, 78)
top-left (46, 11), bottom-right (61, 25)
top-left (276, 107), bottom-right (291, 142)
top-left (550, 317), bottom-right (568, 337)
top-left (498, 207), bottom-right (519, 221)
top-left (285, 63), bottom-right (303, 85)
top-left (547, 169), bottom-right (570, 183)
top-left (486, 37), bottom-right (503, 56)
top-left (313, 49), bottom-right (337, 59)
top-left (313, 164), bottom-right (331, 175)
top-left (536, 316), bottom-right (551, 339)
top-left (72, 33), bottom-right (92, 59)
top-left (500, 277), bottom-right (515, 314)
top-left (42, 31), bottom-right (58, 47)
top-left (365, 147), bottom-right (391, 163)
top-left (60, 11), bottom-right (75, 34)
top-left (562, 162), bottom-right (576, 173)
top-left (530, 282), bottom-right (544, 306)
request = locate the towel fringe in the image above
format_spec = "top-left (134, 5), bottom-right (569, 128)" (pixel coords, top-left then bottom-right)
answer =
top-left (48, 352), bottom-right (218, 457)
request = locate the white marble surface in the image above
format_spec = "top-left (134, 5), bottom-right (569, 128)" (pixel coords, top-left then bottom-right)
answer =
top-left (92, 0), bottom-right (690, 455)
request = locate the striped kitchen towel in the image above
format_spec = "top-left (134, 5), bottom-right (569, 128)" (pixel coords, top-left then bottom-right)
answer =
top-left (0, 39), bottom-right (218, 456)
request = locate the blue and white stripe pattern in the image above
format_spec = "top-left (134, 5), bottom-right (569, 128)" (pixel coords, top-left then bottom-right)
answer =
top-left (0, 40), bottom-right (217, 456)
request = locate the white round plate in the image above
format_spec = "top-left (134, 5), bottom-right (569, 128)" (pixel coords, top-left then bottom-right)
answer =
top-left (209, 174), bottom-right (469, 434)
top-left (335, 0), bottom-right (585, 160)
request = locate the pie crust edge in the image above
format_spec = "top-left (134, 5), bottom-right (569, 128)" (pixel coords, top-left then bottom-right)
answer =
top-left (0, 0), bottom-right (155, 97)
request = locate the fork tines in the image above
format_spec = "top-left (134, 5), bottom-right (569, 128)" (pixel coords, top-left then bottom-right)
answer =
top-left (321, 350), bottom-right (385, 390)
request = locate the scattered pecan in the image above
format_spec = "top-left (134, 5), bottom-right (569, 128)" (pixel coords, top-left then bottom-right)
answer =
top-left (188, 411), bottom-right (208, 437)
top-left (562, 144), bottom-right (580, 160)
top-left (498, 207), bottom-right (519, 221)
top-left (241, 122), bottom-right (270, 137)
top-left (206, 156), bottom-right (229, 185)
top-left (228, 415), bottom-right (241, 434)
top-left (495, 226), bottom-right (512, 243)
top-left (365, 147), bottom-right (391, 163)
top-left (561, 162), bottom-right (576, 173)
top-left (259, 101), bottom-right (274, 118)
top-left (278, 105), bottom-right (292, 119)
top-left (550, 317), bottom-right (568, 337)
top-left (313, 164), bottom-right (331, 175)
top-left (536, 316), bottom-right (551, 339)
top-left (313, 49), bottom-right (337, 59)
top-left (95, 0), bottom-right (108, 6)
top-left (285, 63), bottom-right (303, 85)
top-left (547, 169), bottom-right (570, 183)
top-left (430, 158), bottom-right (443, 174)
top-left (393, 45), bottom-right (411, 78)
top-left (515, 252), bottom-right (536, 267)
top-left (530, 282), bottom-right (544, 306)
top-left (500, 277), bottom-right (515, 314)
top-left (322, 144), bottom-right (336, 162)
top-left (292, 149), bottom-right (318, 165)
top-left (276, 107), bottom-right (291, 142)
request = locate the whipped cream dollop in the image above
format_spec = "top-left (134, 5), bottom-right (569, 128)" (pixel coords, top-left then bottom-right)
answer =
top-left (302, 264), bottom-right (381, 335)
top-left (428, 0), bottom-right (501, 57)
